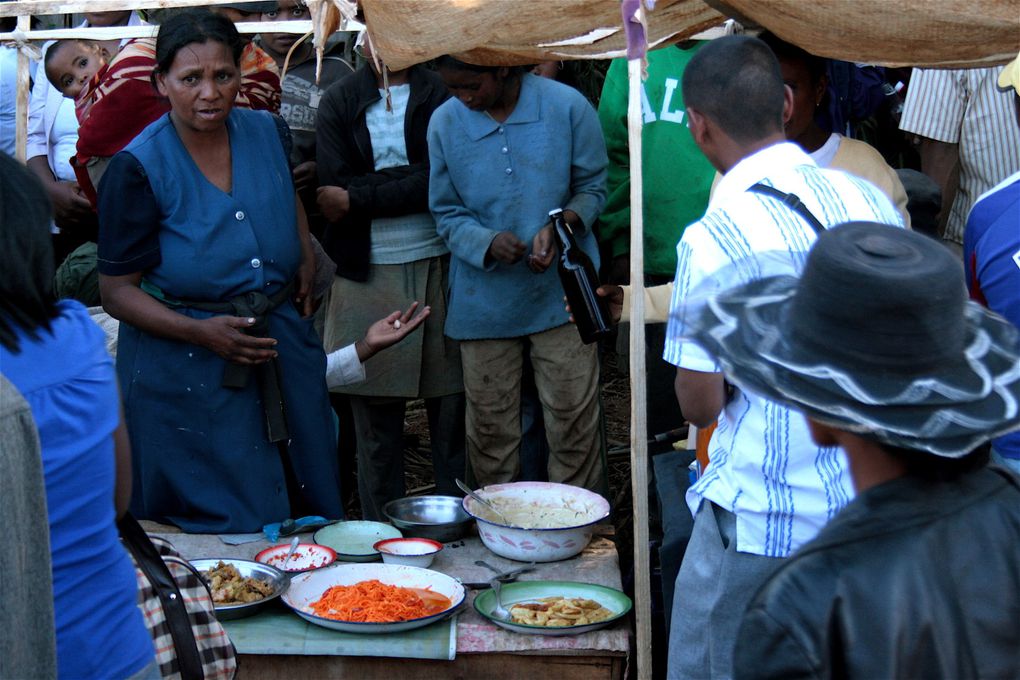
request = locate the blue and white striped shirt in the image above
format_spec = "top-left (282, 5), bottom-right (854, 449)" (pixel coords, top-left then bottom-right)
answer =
top-left (664, 142), bottom-right (904, 557)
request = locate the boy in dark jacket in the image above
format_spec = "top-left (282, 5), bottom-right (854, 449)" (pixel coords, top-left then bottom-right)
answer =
top-left (680, 222), bottom-right (1020, 679)
top-left (315, 37), bottom-right (465, 521)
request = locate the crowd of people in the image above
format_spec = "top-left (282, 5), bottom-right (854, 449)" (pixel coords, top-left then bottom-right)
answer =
top-left (2, 3), bottom-right (1019, 679)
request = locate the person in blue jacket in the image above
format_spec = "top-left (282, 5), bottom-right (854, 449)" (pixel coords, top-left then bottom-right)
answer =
top-left (428, 56), bottom-right (608, 493)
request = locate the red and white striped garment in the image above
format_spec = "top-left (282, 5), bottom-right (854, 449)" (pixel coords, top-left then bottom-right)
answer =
top-left (900, 67), bottom-right (1020, 244)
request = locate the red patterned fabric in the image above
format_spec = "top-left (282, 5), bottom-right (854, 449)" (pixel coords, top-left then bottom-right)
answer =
top-left (73, 40), bottom-right (281, 205)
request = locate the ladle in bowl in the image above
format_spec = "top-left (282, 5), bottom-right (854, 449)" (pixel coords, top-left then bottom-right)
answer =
top-left (456, 478), bottom-right (511, 525)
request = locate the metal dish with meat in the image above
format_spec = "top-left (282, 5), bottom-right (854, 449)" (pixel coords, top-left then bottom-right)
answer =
top-left (191, 558), bottom-right (288, 620)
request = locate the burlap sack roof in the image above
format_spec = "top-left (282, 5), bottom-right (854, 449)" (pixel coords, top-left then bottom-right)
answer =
top-left (355, 0), bottom-right (1019, 70)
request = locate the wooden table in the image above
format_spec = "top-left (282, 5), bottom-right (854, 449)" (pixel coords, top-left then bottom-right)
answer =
top-left (145, 523), bottom-right (630, 679)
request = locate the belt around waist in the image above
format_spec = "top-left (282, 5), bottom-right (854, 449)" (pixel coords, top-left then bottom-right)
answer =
top-left (142, 278), bottom-right (297, 443)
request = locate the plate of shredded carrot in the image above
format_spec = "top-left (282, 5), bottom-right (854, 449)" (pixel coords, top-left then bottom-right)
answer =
top-left (282, 563), bottom-right (466, 633)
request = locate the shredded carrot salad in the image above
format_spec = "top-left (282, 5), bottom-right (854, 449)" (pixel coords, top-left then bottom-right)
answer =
top-left (309, 580), bottom-right (435, 622)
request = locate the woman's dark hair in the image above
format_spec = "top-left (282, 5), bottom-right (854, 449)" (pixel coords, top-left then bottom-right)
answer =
top-left (0, 154), bottom-right (58, 353)
top-left (152, 8), bottom-right (245, 84)
top-left (758, 31), bottom-right (827, 87)
top-left (883, 441), bottom-right (990, 482)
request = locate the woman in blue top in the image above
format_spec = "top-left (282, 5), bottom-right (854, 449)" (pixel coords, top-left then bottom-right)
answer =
top-left (96, 10), bottom-right (340, 532)
top-left (428, 57), bottom-right (608, 492)
top-left (0, 156), bottom-right (156, 678)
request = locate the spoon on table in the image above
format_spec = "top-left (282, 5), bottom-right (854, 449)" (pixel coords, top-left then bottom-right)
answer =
top-left (456, 478), bottom-right (511, 525)
top-left (475, 560), bottom-right (536, 582)
top-left (282, 536), bottom-right (300, 571)
top-left (490, 577), bottom-right (512, 621)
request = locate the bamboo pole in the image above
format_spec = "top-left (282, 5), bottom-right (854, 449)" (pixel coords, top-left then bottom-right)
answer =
top-left (0, 0), bottom-right (273, 17)
top-left (0, 20), bottom-right (320, 41)
top-left (0, 20), bottom-right (316, 41)
top-left (14, 13), bottom-right (30, 162)
top-left (627, 56), bottom-right (652, 680)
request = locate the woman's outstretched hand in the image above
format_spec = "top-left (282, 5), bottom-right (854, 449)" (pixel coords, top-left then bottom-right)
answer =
top-left (355, 302), bottom-right (432, 362)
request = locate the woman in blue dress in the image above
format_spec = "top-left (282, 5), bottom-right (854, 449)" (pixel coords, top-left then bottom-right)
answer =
top-left (97, 9), bottom-right (339, 532)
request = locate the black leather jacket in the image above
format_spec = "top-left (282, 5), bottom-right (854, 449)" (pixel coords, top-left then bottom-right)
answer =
top-left (734, 467), bottom-right (1020, 679)
top-left (315, 64), bottom-right (449, 281)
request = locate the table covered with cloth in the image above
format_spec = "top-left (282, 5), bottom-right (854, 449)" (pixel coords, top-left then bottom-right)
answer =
top-left (148, 523), bottom-right (629, 678)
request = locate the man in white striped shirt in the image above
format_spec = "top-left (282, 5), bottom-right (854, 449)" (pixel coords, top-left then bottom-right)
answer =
top-left (900, 67), bottom-right (1020, 247)
top-left (662, 36), bottom-right (904, 679)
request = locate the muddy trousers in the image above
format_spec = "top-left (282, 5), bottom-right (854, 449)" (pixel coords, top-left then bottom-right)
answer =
top-left (460, 323), bottom-right (602, 492)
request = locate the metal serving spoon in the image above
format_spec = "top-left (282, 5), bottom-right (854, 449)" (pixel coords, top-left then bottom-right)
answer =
top-left (282, 536), bottom-right (300, 570)
top-left (456, 478), bottom-right (511, 525)
top-left (490, 577), bottom-right (512, 621)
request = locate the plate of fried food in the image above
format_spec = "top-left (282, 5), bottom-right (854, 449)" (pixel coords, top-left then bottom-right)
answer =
top-left (191, 558), bottom-right (288, 620)
top-left (473, 580), bottom-right (632, 636)
top-left (282, 562), bottom-right (466, 633)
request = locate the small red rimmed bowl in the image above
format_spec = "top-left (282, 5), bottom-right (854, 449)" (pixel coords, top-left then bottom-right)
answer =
top-left (255, 543), bottom-right (337, 573)
top-left (373, 537), bottom-right (443, 568)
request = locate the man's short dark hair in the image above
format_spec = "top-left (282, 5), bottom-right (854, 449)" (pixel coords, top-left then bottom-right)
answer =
top-left (681, 35), bottom-right (786, 144)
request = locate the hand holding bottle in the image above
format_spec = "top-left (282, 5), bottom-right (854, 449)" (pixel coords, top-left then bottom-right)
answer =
top-left (564, 285), bottom-right (624, 325)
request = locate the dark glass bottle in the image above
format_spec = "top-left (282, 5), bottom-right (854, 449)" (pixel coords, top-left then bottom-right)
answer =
top-left (550, 208), bottom-right (611, 344)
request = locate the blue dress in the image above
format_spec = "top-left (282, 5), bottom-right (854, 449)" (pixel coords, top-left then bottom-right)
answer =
top-left (1, 300), bottom-right (155, 679)
top-left (97, 109), bottom-right (341, 532)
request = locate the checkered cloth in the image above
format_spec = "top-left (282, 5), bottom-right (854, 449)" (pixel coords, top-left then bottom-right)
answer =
top-left (129, 535), bottom-right (237, 680)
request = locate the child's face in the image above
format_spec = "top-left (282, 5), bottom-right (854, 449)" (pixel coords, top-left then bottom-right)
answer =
top-left (47, 42), bottom-right (105, 99)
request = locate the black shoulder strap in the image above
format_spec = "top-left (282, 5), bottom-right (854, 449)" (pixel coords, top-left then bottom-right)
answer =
top-left (119, 513), bottom-right (206, 680)
top-left (748, 182), bottom-right (826, 235)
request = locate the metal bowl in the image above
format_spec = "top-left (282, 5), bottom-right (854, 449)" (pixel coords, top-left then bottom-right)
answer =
top-left (383, 495), bottom-right (473, 543)
top-left (191, 558), bottom-right (289, 620)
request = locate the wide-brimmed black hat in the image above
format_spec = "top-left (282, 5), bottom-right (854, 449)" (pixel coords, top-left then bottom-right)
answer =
top-left (684, 222), bottom-right (1020, 458)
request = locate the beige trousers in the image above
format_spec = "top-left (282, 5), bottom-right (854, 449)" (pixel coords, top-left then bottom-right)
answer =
top-left (459, 323), bottom-right (602, 492)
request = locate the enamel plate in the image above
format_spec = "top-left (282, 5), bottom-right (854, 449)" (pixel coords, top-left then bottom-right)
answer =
top-left (473, 580), bottom-right (632, 636)
top-left (282, 562), bottom-right (465, 634)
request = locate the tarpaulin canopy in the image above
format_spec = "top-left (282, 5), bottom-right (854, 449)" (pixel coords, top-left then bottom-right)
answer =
top-left (358, 0), bottom-right (1019, 70)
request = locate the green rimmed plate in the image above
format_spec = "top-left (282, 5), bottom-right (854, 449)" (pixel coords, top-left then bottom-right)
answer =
top-left (313, 521), bottom-right (402, 562)
top-left (473, 580), bottom-right (632, 635)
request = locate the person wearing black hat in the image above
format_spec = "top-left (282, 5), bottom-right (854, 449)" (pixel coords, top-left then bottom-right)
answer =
top-left (660, 35), bottom-right (905, 679)
top-left (677, 222), bottom-right (1020, 678)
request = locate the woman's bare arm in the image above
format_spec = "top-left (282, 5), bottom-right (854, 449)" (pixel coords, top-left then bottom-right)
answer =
top-left (100, 271), bottom-right (278, 365)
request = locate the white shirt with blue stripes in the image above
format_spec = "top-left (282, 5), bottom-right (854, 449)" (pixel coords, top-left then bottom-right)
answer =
top-left (664, 141), bottom-right (904, 557)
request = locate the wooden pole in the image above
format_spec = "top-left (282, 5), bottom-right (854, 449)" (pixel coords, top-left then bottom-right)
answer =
top-left (0, 0), bottom-right (277, 17)
top-left (14, 13), bottom-right (30, 162)
top-left (627, 56), bottom-right (652, 680)
top-left (0, 20), bottom-right (316, 41)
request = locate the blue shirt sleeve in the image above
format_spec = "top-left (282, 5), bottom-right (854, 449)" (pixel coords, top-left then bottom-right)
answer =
top-left (96, 151), bottom-right (162, 276)
top-left (428, 114), bottom-right (500, 271)
top-left (564, 94), bottom-right (608, 233)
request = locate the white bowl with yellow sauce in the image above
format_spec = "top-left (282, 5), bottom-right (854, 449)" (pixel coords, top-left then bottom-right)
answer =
top-left (461, 482), bottom-right (610, 562)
